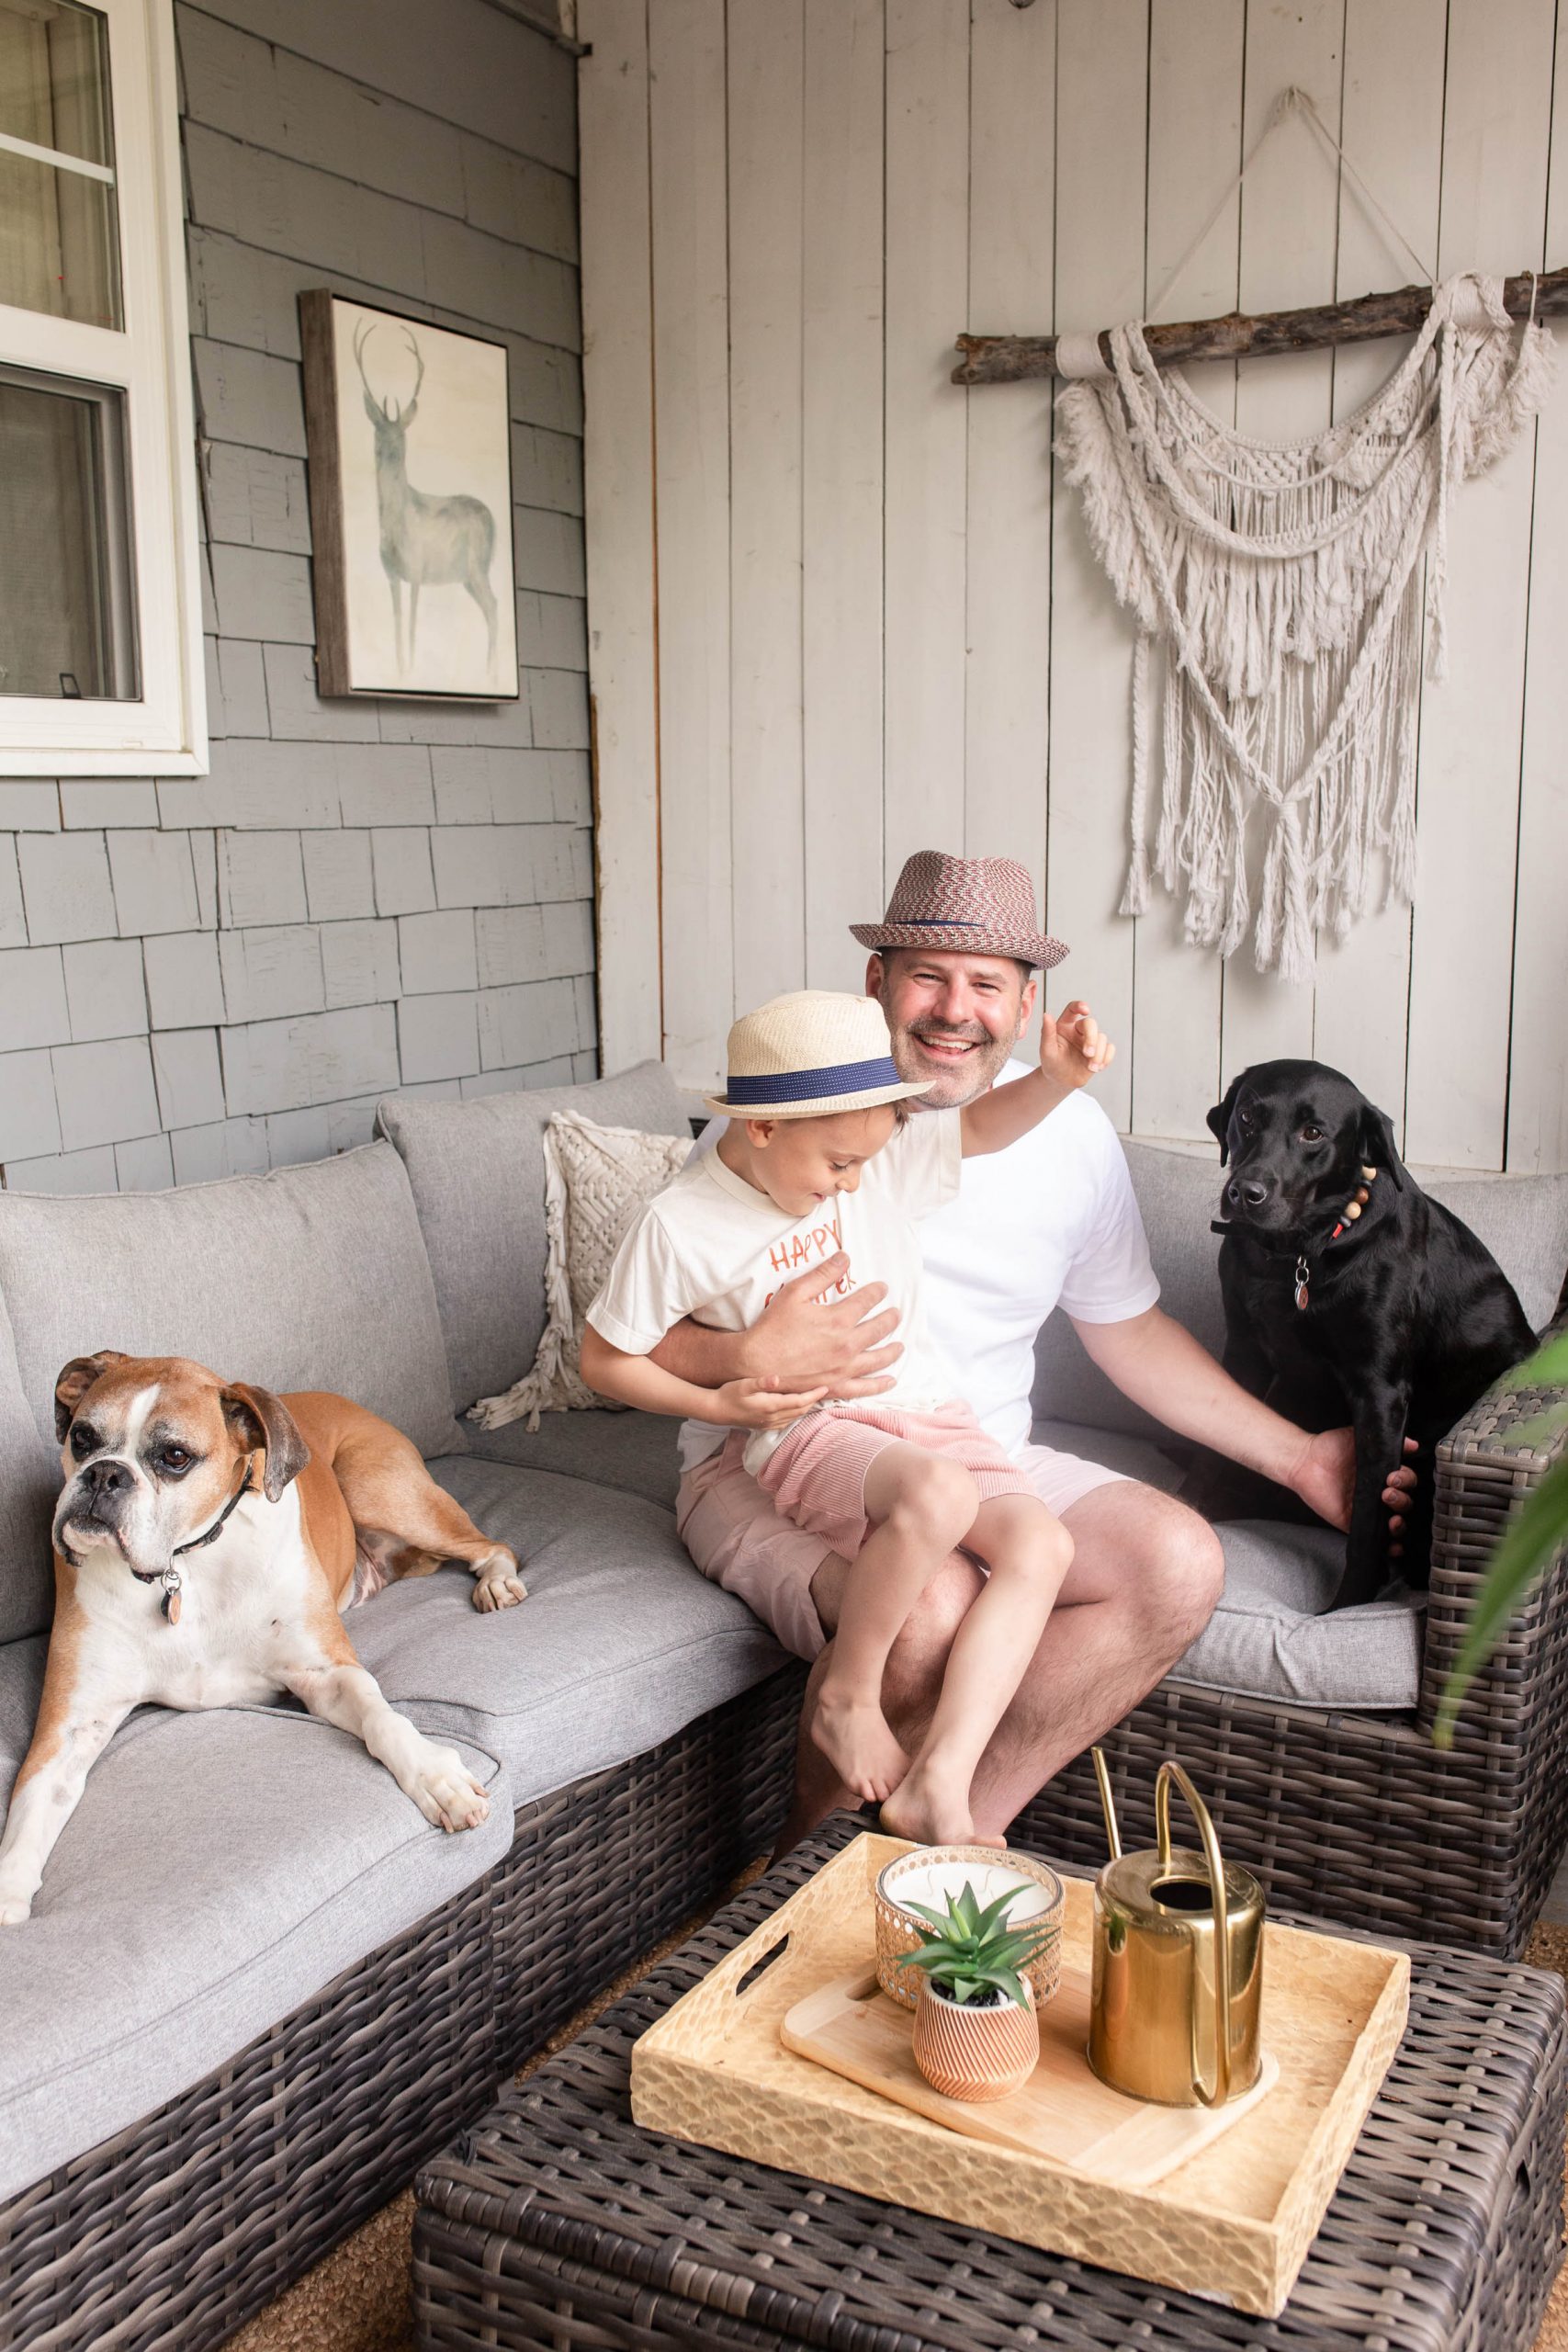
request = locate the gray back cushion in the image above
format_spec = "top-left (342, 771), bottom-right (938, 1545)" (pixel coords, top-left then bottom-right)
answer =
top-left (377, 1061), bottom-right (692, 1414)
top-left (0, 1297), bottom-right (61, 1644)
top-left (0, 1143), bottom-right (464, 1468)
top-left (1033, 1141), bottom-right (1568, 1442)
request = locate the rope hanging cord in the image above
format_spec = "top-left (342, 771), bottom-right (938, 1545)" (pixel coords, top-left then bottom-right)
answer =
top-left (1055, 275), bottom-right (1554, 980)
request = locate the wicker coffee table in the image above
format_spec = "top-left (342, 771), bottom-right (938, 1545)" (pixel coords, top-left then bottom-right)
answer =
top-left (414, 1817), bottom-right (1568, 2352)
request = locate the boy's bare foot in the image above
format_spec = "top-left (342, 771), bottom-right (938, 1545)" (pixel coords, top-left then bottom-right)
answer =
top-left (810, 1689), bottom-right (909, 1804)
top-left (879, 1759), bottom-right (1002, 1849)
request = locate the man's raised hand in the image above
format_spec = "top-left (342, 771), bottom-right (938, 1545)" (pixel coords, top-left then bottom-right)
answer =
top-left (1041, 999), bottom-right (1116, 1092)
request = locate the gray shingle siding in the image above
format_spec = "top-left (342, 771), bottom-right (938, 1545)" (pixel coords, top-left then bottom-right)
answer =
top-left (0, 0), bottom-right (594, 1192)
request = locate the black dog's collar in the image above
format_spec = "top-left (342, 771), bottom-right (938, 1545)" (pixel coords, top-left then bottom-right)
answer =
top-left (1212, 1167), bottom-right (1383, 1311)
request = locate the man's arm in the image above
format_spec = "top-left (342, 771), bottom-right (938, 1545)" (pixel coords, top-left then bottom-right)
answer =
top-left (649, 1250), bottom-right (903, 1399)
top-left (1073, 1305), bottom-right (1417, 1532)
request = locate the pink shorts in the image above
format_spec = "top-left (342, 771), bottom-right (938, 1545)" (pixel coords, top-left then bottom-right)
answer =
top-left (677, 1414), bottom-right (1128, 1662)
top-left (757, 1401), bottom-right (1030, 1555)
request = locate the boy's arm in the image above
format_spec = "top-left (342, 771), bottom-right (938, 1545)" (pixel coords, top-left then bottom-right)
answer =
top-left (580, 1322), bottom-right (829, 1430)
top-left (960, 999), bottom-right (1116, 1158)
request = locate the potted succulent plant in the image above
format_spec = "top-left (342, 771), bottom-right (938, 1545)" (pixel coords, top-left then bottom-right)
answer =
top-left (905, 1880), bottom-right (1043, 2102)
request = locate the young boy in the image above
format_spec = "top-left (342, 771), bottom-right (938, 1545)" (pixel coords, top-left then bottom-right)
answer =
top-left (579, 989), bottom-right (1115, 1847)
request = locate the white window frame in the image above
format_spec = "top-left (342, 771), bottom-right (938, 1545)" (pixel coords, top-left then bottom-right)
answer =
top-left (0, 0), bottom-right (206, 775)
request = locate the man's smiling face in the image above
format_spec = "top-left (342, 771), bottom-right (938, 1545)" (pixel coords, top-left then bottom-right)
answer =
top-left (867, 948), bottom-right (1035, 1109)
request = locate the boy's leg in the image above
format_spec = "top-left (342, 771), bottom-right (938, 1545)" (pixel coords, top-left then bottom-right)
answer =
top-left (813, 1442), bottom-right (983, 1803)
top-left (880, 1495), bottom-right (1072, 1848)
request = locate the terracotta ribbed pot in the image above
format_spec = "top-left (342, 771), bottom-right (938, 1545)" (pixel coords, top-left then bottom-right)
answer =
top-left (911, 1977), bottom-right (1039, 2102)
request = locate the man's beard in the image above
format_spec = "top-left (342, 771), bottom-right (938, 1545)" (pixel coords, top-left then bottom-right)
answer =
top-left (890, 1020), bottom-right (1017, 1108)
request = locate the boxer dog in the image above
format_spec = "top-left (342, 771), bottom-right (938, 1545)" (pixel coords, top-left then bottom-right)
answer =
top-left (0, 1351), bottom-right (528, 1924)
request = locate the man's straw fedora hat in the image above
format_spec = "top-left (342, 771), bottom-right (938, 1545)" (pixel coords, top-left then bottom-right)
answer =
top-left (851, 849), bottom-right (1067, 970)
top-left (704, 991), bottom-right (931, 1120)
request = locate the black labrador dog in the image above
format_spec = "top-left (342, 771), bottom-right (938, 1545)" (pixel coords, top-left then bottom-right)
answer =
top-left (1207, 1058), bottom-right (1533, 1609)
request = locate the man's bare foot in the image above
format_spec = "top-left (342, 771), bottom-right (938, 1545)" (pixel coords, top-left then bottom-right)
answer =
top-left (810, 1688), bottom-right (909, 1804)
top-left (879, 1759), bottom-right (1000, 1849)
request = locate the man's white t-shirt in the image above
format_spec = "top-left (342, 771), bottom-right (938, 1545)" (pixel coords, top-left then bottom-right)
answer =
top-left (590, 1110), bottom-right (964, 1471)
top-left (677, 1062), bottom-right (1159, 1473)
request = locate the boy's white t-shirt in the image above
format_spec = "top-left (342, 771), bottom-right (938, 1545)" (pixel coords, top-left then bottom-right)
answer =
top-left (675, 1064), bottom-right (1160, 1473)
top-left (588, 1109), bottom-right (965, 1467)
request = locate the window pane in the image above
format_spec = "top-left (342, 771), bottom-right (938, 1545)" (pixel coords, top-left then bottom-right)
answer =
top-left (0, 1), bottom-right (119, 327)
top-left (0, 367), bottom-right (137, 700)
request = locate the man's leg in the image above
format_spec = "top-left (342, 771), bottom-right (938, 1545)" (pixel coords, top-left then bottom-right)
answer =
top-left (778, 1478), bottom-right (1222, 1853)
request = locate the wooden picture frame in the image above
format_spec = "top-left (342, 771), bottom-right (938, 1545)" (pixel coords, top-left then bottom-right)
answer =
top-left (299, 290), bottom-right (519, 701)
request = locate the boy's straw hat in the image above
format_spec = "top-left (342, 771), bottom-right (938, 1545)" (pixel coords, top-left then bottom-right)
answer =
top-left (851, 849), bottom-right (1067, 970)
top-left (705, 991), bottom-right (931, 1120)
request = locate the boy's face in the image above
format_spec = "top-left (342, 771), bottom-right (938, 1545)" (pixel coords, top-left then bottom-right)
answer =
top-left (741, 1103), bottom-right (900, 1217)
top-left (868, 949), bottom-right (1036, 1108)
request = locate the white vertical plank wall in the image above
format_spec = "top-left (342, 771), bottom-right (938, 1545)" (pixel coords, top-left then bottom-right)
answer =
top-left (802, 0), bottom-right (886, 996)
top-left (576, 0), bottom-right (660, 1072)
top-left (1309, 0), bottom-right (1446, 1129)
top-left (1130, 0), bottom-right (1242, 1138)
top-left (581, 0), bottom-right (1568, 1170)
top-left (1217, 0), bottom-right (1344, 1081)
top-left (1404, 0), bottom-right (1556, 1167)
top-left (1510, 12), bottom-right (1568, 1175)
top-left (727, 0), bottom-right (807, 1012)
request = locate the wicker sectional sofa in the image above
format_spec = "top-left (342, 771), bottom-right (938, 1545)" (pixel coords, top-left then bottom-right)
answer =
top-left (0, 1061), bottom-right (1563, 2351)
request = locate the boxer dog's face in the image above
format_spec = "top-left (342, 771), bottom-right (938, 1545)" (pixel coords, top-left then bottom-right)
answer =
top-left (51, 1351), bottom-right (308, 1583)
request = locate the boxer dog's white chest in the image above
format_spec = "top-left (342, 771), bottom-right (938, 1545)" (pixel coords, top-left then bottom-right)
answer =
top-left (72, 1486), bottom-right (316, 1711)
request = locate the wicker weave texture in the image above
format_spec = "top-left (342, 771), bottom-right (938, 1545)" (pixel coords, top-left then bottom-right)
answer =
top-left (413, 1820), bottom-right (1568, 2352)
top-left (1027, 1328), bottom-right (1568, 1960)
top-left (0, 1665), bottom-right (803, 2352)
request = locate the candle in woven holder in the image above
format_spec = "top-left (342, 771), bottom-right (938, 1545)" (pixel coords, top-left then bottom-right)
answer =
top-left (874, 1846), bottom-right (1065, 2014)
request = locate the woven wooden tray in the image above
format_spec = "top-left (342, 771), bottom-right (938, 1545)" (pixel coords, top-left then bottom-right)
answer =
top-left (631, 1831), bottom-right (1410, 2316)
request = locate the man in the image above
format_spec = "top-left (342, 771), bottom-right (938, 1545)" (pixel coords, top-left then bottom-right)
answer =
top-left (655, 853), bottom-right (1413, 1850)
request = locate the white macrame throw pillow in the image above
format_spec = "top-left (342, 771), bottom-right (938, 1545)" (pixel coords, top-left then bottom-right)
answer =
top-left (469, 1109), bottom-right (691, 1430)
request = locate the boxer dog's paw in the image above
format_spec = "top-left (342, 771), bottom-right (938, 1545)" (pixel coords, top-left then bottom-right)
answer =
top-left (407, 1743), bottom-right (490, 1833)
top-left (471, 1555), bottom-right (527, 1612)
top-left (0, 1889), bottom-right (34, 1926)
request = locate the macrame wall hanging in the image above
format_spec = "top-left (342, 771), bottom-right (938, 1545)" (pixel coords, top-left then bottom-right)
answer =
top-left (963, 90), bottom-right (1560, 984)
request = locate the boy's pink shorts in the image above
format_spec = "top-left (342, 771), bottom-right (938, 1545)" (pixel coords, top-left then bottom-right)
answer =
top-left (755, 1400), bottom-right (1032, 1557)
top-left (677, 1413), bottom-right (1125, 1662)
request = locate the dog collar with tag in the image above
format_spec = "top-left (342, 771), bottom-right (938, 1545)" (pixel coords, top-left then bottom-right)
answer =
top-left (1210, 1167), bottom-right (1381, 1312)
top-left (130, 1460), bottom-right (255, 1625)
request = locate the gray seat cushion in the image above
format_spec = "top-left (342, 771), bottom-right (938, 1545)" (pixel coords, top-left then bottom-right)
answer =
top-left (377, 1061), bottom-right (692, 1418)
top-left (1034, 1417), bottom-right (1423, 1712)
top-left (0, 1299), bottom-right (58, 1644)
top-left (1033, 1140), bottom-right (1568, 1443)
top-left (1173, 1521), bottom-right (1425, 1713)
top-left (0, 1642), bottom-right (510, 2202)
top-left (352, 1457), bottom-right (787, 1807)
top-left (468, 1408), bottom-right (682, 1510)
top-left (0, 1141), bottom-right (467, 1467)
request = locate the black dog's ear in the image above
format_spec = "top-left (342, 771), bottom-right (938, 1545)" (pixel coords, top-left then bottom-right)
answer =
top-left (1206, 1075), bottom-right (1245, 1165)
top-left (221, 1383), bottom-right (310, 1503)
top-left (1359, 1101), bottom-right (1406, 1193)
top-left (54, 1351), bottom-right (129, 1443)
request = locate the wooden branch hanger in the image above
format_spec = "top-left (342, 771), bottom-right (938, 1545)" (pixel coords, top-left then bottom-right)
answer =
top-left (953, 269), bottom-right (1568, 385)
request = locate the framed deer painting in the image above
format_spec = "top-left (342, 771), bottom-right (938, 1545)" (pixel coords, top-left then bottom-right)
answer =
top-left (299, 292), bottom-right (519, 701)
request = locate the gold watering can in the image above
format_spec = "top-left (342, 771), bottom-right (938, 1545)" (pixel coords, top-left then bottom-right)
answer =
top-left (1088, 1750), bottom-right (1265, 2109)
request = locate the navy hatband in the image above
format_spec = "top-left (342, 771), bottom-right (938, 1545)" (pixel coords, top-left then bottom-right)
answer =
top-left (726, 1054), bottom-right (905, 1106)
top-left (895, 918), bottom-right (982, 928)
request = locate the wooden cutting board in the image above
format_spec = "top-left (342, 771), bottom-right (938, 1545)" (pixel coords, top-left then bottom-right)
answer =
top-left (631, 1832), bottom-right (1411, 2317)
top-left (781, 1961), bottom-right (1279, 2186)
